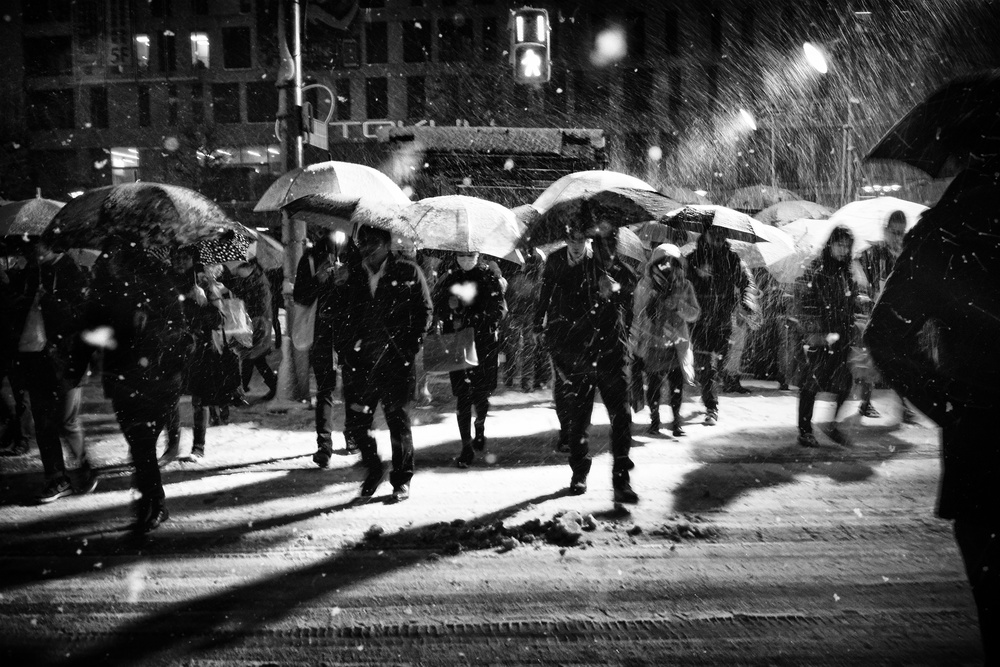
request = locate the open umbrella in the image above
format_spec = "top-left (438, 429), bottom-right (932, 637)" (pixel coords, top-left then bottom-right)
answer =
top-left (531, 170), bottom-right (655, 213)
top-left (753, 200), bottom-right (833, 227)
top-left (0, 197), bottom-right (65, 237)
top-left (280, 193), bottom-right (411, 245)
top-left (827, 196), bottom-right (927, 237)
top-left (254, 160), bottom-right (411, 212)
top-left (864, 69), bottom-right (1000, 177)
top-left (197, 230), bottom-right (251, 265)
top-left (659, 184), bottom-right (712, 205)
top-left (630, 220), bottom-right (688, 248)
top-left (726, 185), bottom-right (799, 212)
top-left (247, 230), bottom-right (284, 271)
top-left (661, 205), bottom-right (764, 244)
top-left (536, 226), bottom-right (646, 267)
top-left (522, 188), bottom-right (681, 247)
top-left (679, 219), bottom-right (794, 273)
top-left (399, 195), bottom-right (521, 262)
top-left (45, 183), bottom-right (246, 249)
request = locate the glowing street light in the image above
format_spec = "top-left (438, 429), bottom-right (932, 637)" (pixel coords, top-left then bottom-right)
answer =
top-left (803, 42), bottom-right (829, 74)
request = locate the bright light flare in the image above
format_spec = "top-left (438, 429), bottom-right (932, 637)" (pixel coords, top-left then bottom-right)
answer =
top-left (739, 108), bottom-right (758, 131)
top-left (450, 281), bottom-right (478, 305)
top-left (590, 27), bottom-right (627, 67)
top-left (803, 42), bottom-right (828, 74)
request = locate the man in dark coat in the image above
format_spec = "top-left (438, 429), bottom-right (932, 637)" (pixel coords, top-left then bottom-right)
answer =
top-left (534, 218), bottom-right (638, 503)
top-left (295, 231), bottom-right (349, 466)
top-left (330, 224), bottom-right (432, 503)
top-left (866, 154), bottom-right (1000, 663)
top-left (687, 226), bottom-right (760, 425)
top-left (10, 238), bottom-right (96, 503)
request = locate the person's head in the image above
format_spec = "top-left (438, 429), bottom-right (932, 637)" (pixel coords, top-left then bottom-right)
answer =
top-left (565, 226), bottom-right (590, 263)
top-left (649, 243), bottom-right (684, 291)
top-left (703, 225), bottom-right (728, 250)
top-left (455, 251), bottom-right (480, 272)
top-left (885, 210), bottom-right (907, 255)
top-left (827, 225), bottom-right (854, 262)
top-left (356, 224), bottom-right (391, 268)
top-left (172, 246), bottom-right (198, 274)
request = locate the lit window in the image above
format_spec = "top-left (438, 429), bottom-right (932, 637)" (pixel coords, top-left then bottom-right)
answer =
top-left (190, 32), bottom-right (210, 69)
top-left (110, 147), bottom-right (140, 185)
top-left (135, 34), bottom-right (150, 70)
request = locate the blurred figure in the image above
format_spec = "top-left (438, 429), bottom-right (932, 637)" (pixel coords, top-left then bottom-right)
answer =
top-left (502, 253), bottom-right (550, 392)
top-left (794, 226), bottom-right (862, 448)
top-left (688, 226), bottom-right (760, 425)
top-left (0, 263), bottom-right (36, 456)
top-left (225, 259), bottom-right (277, 402)
top-left (867, 154), bottom-right (1000, 663)
top-left (294, 230), bottom-right (346, 466)
top-left (856, 210), bottom-right (916, 423)
top-left (11, 238), bottom-right (95, 503)
top-left (432, 251), bottom-right (506, 468)
top-left (83, 232), bottom-right (192, 534)
top-left (536, 216), bottom-right (638, 503)
top-left (631, 244), bottom-right (700, 436)
top-left (330, 224), bottom-right (432, 503)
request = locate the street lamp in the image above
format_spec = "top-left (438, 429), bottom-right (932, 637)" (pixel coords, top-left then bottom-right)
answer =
top-left (803, 41), bottom-right (858, 206)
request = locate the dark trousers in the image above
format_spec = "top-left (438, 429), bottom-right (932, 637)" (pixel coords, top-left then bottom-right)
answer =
top-left (954, 519), bottom-right (999, 663)
top-left (502, 324), bottom-right (551, 389)
top-left (110, 381), bottom-right (180, 502)
top-left (552, 353), bottom-right (593, 448)
top-left (647, 367), bottom-right (684, 419)
top-left (17, 354), bottom-right (84, 483)
top-left (310, 331), bottom-right (338, 452)
top-left (241, 354), bottom-right (277, 391)
top-left (455, 383), bottom-right (489, 444)
top-left (694, 350), bottom-right (721, 412)
top-left (797, 346), bottom-right (851, 433)
top-left (552, 349), bottom-right (632, 476)
top-left (342, 358), bottom-right (414, 489)
top-left (1, 363), bottom-right (36, 449)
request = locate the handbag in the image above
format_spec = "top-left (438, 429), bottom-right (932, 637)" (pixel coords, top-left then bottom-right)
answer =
top-left (18, 298), bottom-right (47, 352)
top-left (292, 257), bottom-right (318, 352)
top-left (218, 297), bottom-right (253, 348)
top-left (423, 325), bottom-right (478, 374)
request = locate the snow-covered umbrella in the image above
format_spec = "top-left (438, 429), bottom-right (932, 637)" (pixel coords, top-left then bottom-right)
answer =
top-left (531, 170), bottom-right (655, 214)
top-left (726, 185), bottom-right (799, 213)
top-left (659, 184), bottom-right (712, 205)
top-left (826, 196), bottom-right (927, 235)
top-left (661, 205), bottom-right (764, 244)
top-left (0, 196), bottom-right (65, 238)
top-left (253, 160), bottom-right (411, 212)
top-left (754, 200), bottom-right (833, 227)
top-left (399, 195), bottom-right (522, 262)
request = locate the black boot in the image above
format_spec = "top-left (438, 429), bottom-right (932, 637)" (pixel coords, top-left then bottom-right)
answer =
top-left (646, 408), bottom-right (661, 435)
top-left (473, 418), bottom-right (486, 451)
top-left (456, 412), bottom-right (474, 468)
top-left (612, 459), bottom-right (639, 504)
top-left (569, 458), bottom-right (592, 495)
top-left (671, 407), bottom-right (685, 437)
top-left (262, 377), bottom-right (277, 401)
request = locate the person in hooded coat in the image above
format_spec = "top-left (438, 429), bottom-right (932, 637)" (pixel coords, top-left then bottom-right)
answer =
top-left (866, 153), bottom-right (1000, 663)
top-left (432, 251), bottom-right (506, 468)
top-left (794, 225), bottom-right (863, 448)
top-left (630, 244), bottom-right (700, 437)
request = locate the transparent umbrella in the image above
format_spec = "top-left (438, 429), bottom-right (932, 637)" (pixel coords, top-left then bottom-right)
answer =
top-left (400, 195), bottom-right (522, 262)
top-left (754, 200), bottom-right (833, 227)
top-left (0, 196), bottom-right (65, 238)
top-left (254, 160), bottom-right (411, 212)
top-left (531, 170), bottom-right (655, 214)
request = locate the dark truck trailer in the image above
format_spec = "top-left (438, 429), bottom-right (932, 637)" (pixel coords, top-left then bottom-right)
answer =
top-left (377, 125), bottom-right (607, 208)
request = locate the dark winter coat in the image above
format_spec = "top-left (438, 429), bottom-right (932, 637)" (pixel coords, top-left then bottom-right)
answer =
top-left (432, 261), bottom-right (506, 394)
top-left (533, 246), bottom-right (636, 359)
top-left (10, 253), bottom-right (89, 389)
top-left (687, 242), bottom-right (759, 353)
top-left (330, 254), bottom-right (432, 373)
top-left (866, 159), bottom-right (1000, 520)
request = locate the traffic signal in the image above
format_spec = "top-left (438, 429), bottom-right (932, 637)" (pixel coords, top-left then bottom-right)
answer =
top-left (510, 7), bottom-right (550, 84)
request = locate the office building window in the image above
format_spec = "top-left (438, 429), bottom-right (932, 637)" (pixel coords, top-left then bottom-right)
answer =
top-left (89, 87), bottom-right (109, 128)
top-left (111, 147), bottom-right (139, 185)
top-left (625, 12), bottom-right (646, 59)
top-left (23, 36), bottom-right (73, 76)
top-left (192, 83), bottom-right (205, 122)
top-left (664, 10), bottom-right (679, 56)
top-left (213, 83), bottom-right (241, 123)
top-left (222, 27), bottom-right (252, 68)
top-left (208, 145), bottom-right (281, 175)
top-left (150, 0), bottom-right (172, 18)
top-left (366, 77), bottom-right (388, 119)
top-left (167, 84), bottom-right (179, 125)
top-left (135, 34), bottom-right (150, 70)
top-left (365, 22), bottom-right (387, 64)
top-left (158, 31), bottom-right (176, 72)
top-left (335, 79), bottom-right (351, 120)
top-left (406, 76), bottom-right (425, 120)
top-left (26, 89), bottom-right (75, 130)
top-left (247, 81), bottom-right (278, 122)
top-left (439, 16), bottom-right (473, 62)
top-left (623, 68), bottom-right (652, 114)
top-left (190, 32), bottom-right (210, 69)
top-left (402, 20), bottom-right (431, 63)
top-left (138, 85), bottom-right (151, 127)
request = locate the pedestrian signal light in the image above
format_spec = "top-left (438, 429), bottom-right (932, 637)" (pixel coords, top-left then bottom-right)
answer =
top-left (510, 7), bottom-right (550, 84)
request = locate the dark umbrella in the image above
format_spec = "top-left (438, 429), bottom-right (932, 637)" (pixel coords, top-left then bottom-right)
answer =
top-left (864, 69), bottom-right (1000, 177)
top-left (45, 182), bottom-right (246, 249)
top-left (521, 188), bottom-right (681, 247)
top-left (0, 197), bottom-right (65, 237)
top-left (661, 205), bottom-right (764, 244)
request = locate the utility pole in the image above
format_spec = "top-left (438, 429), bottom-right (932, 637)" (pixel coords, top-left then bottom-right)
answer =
top-left (276, 0), bottom-right (310, 401)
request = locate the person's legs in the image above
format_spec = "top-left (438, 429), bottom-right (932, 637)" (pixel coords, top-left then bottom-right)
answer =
top-left (381, 369), bottom-right (414, 497)
top-left (597, 355), bottom-right (637, 503)
top-left (20, 355), bottom-right (70, 500)
top-left (667, 366), bottom-right (685, 436)
top-left (954, 518), bottom-right (1000, 664)
top-left (163, 399), bottom-right (181, 459)
top-left (454, 380), bottom-right (474, 466)
top-left (551, 354), bottom-right (572, 451)
top-left (342, 363), bottom-right (382, 495)
top-left (191, 395), bottom-right (207, 457)
top-left (254, 356), bottom-right (278, 399)
top-left (566, 368), bottom-right (596, 493)
top-left (695, 350), bottom-right (720, 423)
top-left (311, 344), bottom-right (338, 461)
top-left (645, 370), bottom-right (664, 432)
top-left (629, 356), bottom-right (646, 414)
top-left (858, 380), bottom-right (879, 417)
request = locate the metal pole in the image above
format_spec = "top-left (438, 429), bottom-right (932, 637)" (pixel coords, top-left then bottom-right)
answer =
top-left (769, 122), bottom-right (777, 190)
top-left (845, 101), bottom-right (854, 205)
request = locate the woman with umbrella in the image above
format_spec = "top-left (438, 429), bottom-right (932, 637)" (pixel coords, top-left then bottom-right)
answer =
top-left (794, 226), bottom-right (863, 448)
top-left (631, 244), bottom-right (701, 437)
top-left (432, 251), bottom-right (506, 468)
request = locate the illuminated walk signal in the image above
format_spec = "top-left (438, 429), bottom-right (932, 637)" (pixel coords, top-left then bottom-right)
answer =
top-left (510, 7), bottom-right (550, 84)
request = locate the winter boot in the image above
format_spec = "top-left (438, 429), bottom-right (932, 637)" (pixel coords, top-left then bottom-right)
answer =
top-left (473, 418), bottom-right (487, 452)
top-left (671, 407), bottom-right (685, 437)
top-left (612, 460), bottom-right (639, 504)
top-left (646, 409), bottom-right (661, 435)
top-left (456, 413), bottom-right (474, 468)
top-left (569, 458), bottom-right (592, 495)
